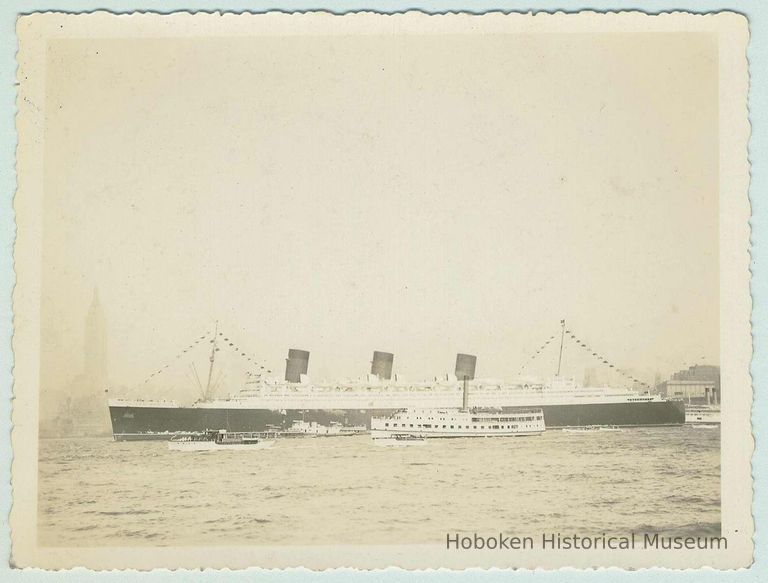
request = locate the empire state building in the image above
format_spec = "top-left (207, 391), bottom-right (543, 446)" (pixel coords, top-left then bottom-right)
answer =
top-left (84, 286), bottom-right (108, 390)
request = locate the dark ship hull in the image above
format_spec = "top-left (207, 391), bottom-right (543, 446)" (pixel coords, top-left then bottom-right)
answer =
top-left (109, 400), bottom-right (686, 441)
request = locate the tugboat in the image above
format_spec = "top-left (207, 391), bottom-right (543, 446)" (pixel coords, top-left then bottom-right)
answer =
top-left (562, 425), bottom-right (601, 433)
top-left (280, 419), bottom-right (367, 438)
top-left (168, 429), bottom-right (275, 451)
top-left (685, 405), bottom-right (721, 425)
top-left (372, 433), bottom-right (428, 447)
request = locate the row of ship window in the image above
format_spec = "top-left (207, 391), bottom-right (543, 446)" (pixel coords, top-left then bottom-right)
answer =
top-left (385, 422), bottom-right (524, 430)
top-left (471, 416), bottom-right (540, 422)
top-left (411, 416), bottom-right (540, 422)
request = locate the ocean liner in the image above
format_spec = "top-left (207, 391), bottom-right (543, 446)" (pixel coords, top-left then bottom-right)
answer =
top-left (108, 325), bottom-right (685, 441)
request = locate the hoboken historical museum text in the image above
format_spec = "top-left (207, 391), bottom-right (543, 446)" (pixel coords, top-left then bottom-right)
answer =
top-left (446, 533), bottom-right (728, 551)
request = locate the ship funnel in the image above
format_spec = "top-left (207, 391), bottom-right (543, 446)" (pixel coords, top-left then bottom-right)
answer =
top-left (455, 353), bottom-right (477, 381)
top-left (371, 351), bottom-right (394, 380)
top-left (285, 349), bottom-right (310, 383)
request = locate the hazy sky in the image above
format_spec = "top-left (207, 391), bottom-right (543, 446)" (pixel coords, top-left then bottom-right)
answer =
top-left (40, 32), bottom-right (719, 399)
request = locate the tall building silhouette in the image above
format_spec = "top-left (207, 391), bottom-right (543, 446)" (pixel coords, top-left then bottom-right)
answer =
top-left (41, 286), bottom-right (112, 437)
top-left (83, 286), bottom-right (108, 389)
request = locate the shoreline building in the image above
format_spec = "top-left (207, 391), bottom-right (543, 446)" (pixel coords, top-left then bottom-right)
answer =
top-left (658, 364), bottom-right (720, 405)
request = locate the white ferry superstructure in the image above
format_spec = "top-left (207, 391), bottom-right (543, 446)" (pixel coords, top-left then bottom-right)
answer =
top-left (371, 407), bottom-right (545, 438)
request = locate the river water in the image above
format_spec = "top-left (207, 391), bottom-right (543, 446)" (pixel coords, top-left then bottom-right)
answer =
top-left (38, 426), bottom-right (720, 547)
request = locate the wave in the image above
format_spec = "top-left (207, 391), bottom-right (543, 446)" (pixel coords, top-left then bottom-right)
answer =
top-left (632, 522), bottom-right (722, 537)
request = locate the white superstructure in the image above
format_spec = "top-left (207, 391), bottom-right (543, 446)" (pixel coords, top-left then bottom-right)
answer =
top-left (371, 407), bottom-right (545, 438)
top-left (129, 375), bottom-right (665, 411)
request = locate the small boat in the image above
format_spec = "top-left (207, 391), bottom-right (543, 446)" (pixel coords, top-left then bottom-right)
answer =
top-left (169, 429), bottom-right (275, 451)
top-left (690, 424), bottom-right (719, 429)
top-left (280, 419), bottom-right (368, 438)
top-left (562, 426), bottom-right (601, 433)
top-left (372, 433), bottom-right (427, 447)
top-left (685, 405), bottom-right (721, 425)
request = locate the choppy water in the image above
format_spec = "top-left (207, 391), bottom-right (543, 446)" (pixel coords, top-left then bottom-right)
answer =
top-left (38, 426), bottom-right (719, 546)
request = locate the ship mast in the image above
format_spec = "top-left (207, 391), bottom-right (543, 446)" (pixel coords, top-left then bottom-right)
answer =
top-left (204, 321), bottom-right (218, 401)
top-left (556, 319), bottom-right (566, 377)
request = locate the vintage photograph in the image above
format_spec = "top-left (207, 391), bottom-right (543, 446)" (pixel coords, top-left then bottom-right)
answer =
top-left (11, 10), bottom-right (752, 570)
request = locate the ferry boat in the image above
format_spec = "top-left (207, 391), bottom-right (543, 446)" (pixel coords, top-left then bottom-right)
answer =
top-left (108, 324), bottom-right (685, 441)
top-left (370, 376), bottom-right (545, 440)
top-left (685, 405), bottom-right (721, 425)
top-left (168, 429), bottom-right (275, 451)
top-left (371, 407), bottom-right (545, 439)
